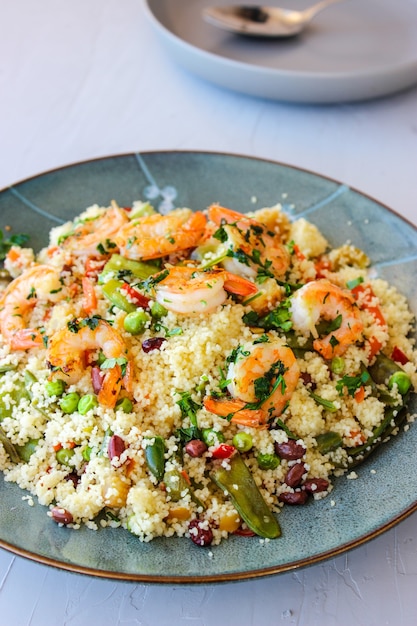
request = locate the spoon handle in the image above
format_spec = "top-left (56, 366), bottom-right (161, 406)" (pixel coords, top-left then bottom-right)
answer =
top-left (303, 0), bottom-right (346, 20)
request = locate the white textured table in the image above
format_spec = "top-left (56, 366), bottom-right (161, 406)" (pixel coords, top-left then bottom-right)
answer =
top-left (1, 1), bottom-right (417, 624)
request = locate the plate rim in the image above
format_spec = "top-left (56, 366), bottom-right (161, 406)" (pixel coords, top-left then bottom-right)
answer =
top-left (143, 0), bottom-right (417, 102)
top-left (1, 149), bottom-right (416, 583)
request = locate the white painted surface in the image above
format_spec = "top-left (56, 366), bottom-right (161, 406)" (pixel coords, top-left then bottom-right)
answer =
top-left (1, 1), bottom-right (417, 624)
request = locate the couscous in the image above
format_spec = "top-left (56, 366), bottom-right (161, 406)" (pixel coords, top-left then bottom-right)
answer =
top-left (0, 200), bottom-right (415, 545)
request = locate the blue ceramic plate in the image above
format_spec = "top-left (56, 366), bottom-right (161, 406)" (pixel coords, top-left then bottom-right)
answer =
top-left (1, 152), bottom-right (416, 583)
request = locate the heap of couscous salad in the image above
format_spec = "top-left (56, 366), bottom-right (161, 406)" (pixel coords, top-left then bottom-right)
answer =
top-left (0, 200), bottom-right (416, 546)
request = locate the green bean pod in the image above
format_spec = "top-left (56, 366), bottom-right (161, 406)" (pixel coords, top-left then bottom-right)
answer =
top-left (101, 279), bottom-right (137, 313)
top-left (211, 453), bottom-right (281, 539)
top-left (0, 425), bottom-right (20, 463)
top-left (315, 431), bottom-right (343, 455)
top-left (345, 395), bottom-right (410, 468)
top-left (16, 438), bottom-right (40, 462)
top-left (101, 254), bottom-right (159, 280)
top-left (163, 468), bottom-right (189, 501)
top-left (0, 376), bottom-right (30, 421)
top-left (145, 436), bottom-right (166, 482)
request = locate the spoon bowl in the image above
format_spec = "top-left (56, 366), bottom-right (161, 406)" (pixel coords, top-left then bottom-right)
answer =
top-left (203, 0), bottom-right (345, 38)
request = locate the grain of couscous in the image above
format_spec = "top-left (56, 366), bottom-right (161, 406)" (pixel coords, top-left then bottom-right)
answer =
top-left (0, 200), bottom-right (416, 545)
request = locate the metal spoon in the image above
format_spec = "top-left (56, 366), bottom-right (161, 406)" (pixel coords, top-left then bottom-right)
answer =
top-left (203, 0), bottom-right (345, 38)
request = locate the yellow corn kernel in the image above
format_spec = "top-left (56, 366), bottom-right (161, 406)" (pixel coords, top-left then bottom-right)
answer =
top-left (102, 474), bottom-right (130, 508)
top-left (219, 512), bottom-right (241, 533)
top-left (166, 506), bottom-right (191, 522)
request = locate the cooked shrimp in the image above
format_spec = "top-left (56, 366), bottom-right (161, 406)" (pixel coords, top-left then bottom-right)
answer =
top-left (47, 318), bottom-right (131, 408)
top-left (61, 206), bottom-right (129, 257)
top-left (203, 396), bottom-right (268, 429)
top-left (0, 265), bottom-right (63, 350)
top-left (207, 205), bottom-right (290, 280)
top-left (290, 279), bottom-right (364, 359)
top-left (148, 266), bottom-right (257, 315)
top-left (115, 208), bottom-right (207, 261)
top-left (205, 339), bottom-right (300, 427)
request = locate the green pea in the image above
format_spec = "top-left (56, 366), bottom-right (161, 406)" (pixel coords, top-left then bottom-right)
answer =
top-left (16, 438), bottom-right (39, 463)
top-left (77, 394), bottom-right (98, 415)
top-left (331, 356), bottom-right (345, 375)
top-left (115, 397), bottom-right (133, 413)
top-left (59, 392), bottom-right (80, 414)
top-left (256, 453), bottom-right (280, 470)
top-left (123, 310), bottom-right (150, 335)
top-left (202, 428), bottom-right (225, 447)
top-left (45, 379), bottom-right (66, 397)
top-left (56, 448), bottom-right (75, 466)
top-left (150, 301), bottom-right (168, 320)
top-left (232, 432), bottom-right (253, 452)
top-left (388, 371), bottom-right (412, 395)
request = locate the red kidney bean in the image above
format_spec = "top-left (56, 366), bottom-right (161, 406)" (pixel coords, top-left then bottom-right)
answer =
top-left (108, 434), bottom-right (126, 461)
top-left (300, 372), bottom-right (316, 391)
top-left (284, 462), bottom-right (307, 488)
top-left (65, 472), bottom-right (80, 488)
top-left (91, 366), bottom-right (104, 394)
top-left (51, 506), bottom-right (74, 524)
top-left (142, 337), bottom-right (166, 353)
top-left (278, 491), bottom-right (308, 505)
top-left (275, 440), bottom-right (306, 460)
top-left (303, 478), bottom-right (330, 494)
top-left (184, 439), bottom-right (208, 458)
top-left (188, 519), bottom-right (214, 547)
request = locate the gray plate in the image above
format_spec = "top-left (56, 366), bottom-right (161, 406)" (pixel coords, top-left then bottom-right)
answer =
top-left (1, 151), bottom-right (416, 583)
top-left (144, 0), bottom-right (417, 103)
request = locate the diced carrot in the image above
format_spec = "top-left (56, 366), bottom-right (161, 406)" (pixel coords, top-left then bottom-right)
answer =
top-left (293, 244), bottom-right (306, 262)
top-left (98, 364), bottom-right (122, 409)
top-left (6, 247), bottom-right (20, 262)
top-left (82, 276), bottom-right (97, 315)
top-left (354, 386), bottom-right (365, 403)
top-left (180, 469), bottom-right (191, 486)
top-left (352, 283), bottom-right (386, 358)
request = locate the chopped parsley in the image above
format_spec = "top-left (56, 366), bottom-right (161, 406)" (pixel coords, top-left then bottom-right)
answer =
top-left (336, 370), bottom-right (371, 397)
top-left (176, 390), bottom-right (202, 427)
top-left (100, 357), bottom-right (128, 376)
top-left (0, 229), bottom-right (30, 261)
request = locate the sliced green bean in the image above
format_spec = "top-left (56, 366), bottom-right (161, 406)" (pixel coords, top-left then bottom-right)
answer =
top-left (16, 438), bottom-right (39, 462)
top-left (101, 254), bottom-right (158, 280)
top-left (101, 279), bottom-right (137, 313)
top-left (211, 453), bottom-right (281, 539)
top-left (345, 396), bottom-right (410, 468)
top-left (163, 468), bottom-right (189, 501)
top-left (0, 425), bottom-right (20, 463)
top-left (315, 431), bottom-right (343, 455)
top-left (145, 436), bottom-right (165, 481)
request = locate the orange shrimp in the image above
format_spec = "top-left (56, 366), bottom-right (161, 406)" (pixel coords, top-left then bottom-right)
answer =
top-left (114, 208), bottom-right (207, 261)
top-left (290, 279), bottom-right (364, 359)
top-left (61, 206), bottom-right (129, 257)
top-left (0, 265), bottom-right (63, 350)
top-left (206, 204), bottom-right (290, 280)
top-left (204, 339), bottom-right (300, 427)
top-left (148, 266), bottom-right (257, 315)
top-left (46, 318), bottom-right (132, 408)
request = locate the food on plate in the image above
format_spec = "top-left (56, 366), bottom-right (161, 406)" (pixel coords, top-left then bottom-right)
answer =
top-left (0, 200), bottom-right (415, 546)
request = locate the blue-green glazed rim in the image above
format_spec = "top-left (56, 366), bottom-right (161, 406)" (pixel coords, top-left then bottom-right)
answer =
top-left (1, 151), bottom-right (416, 583)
